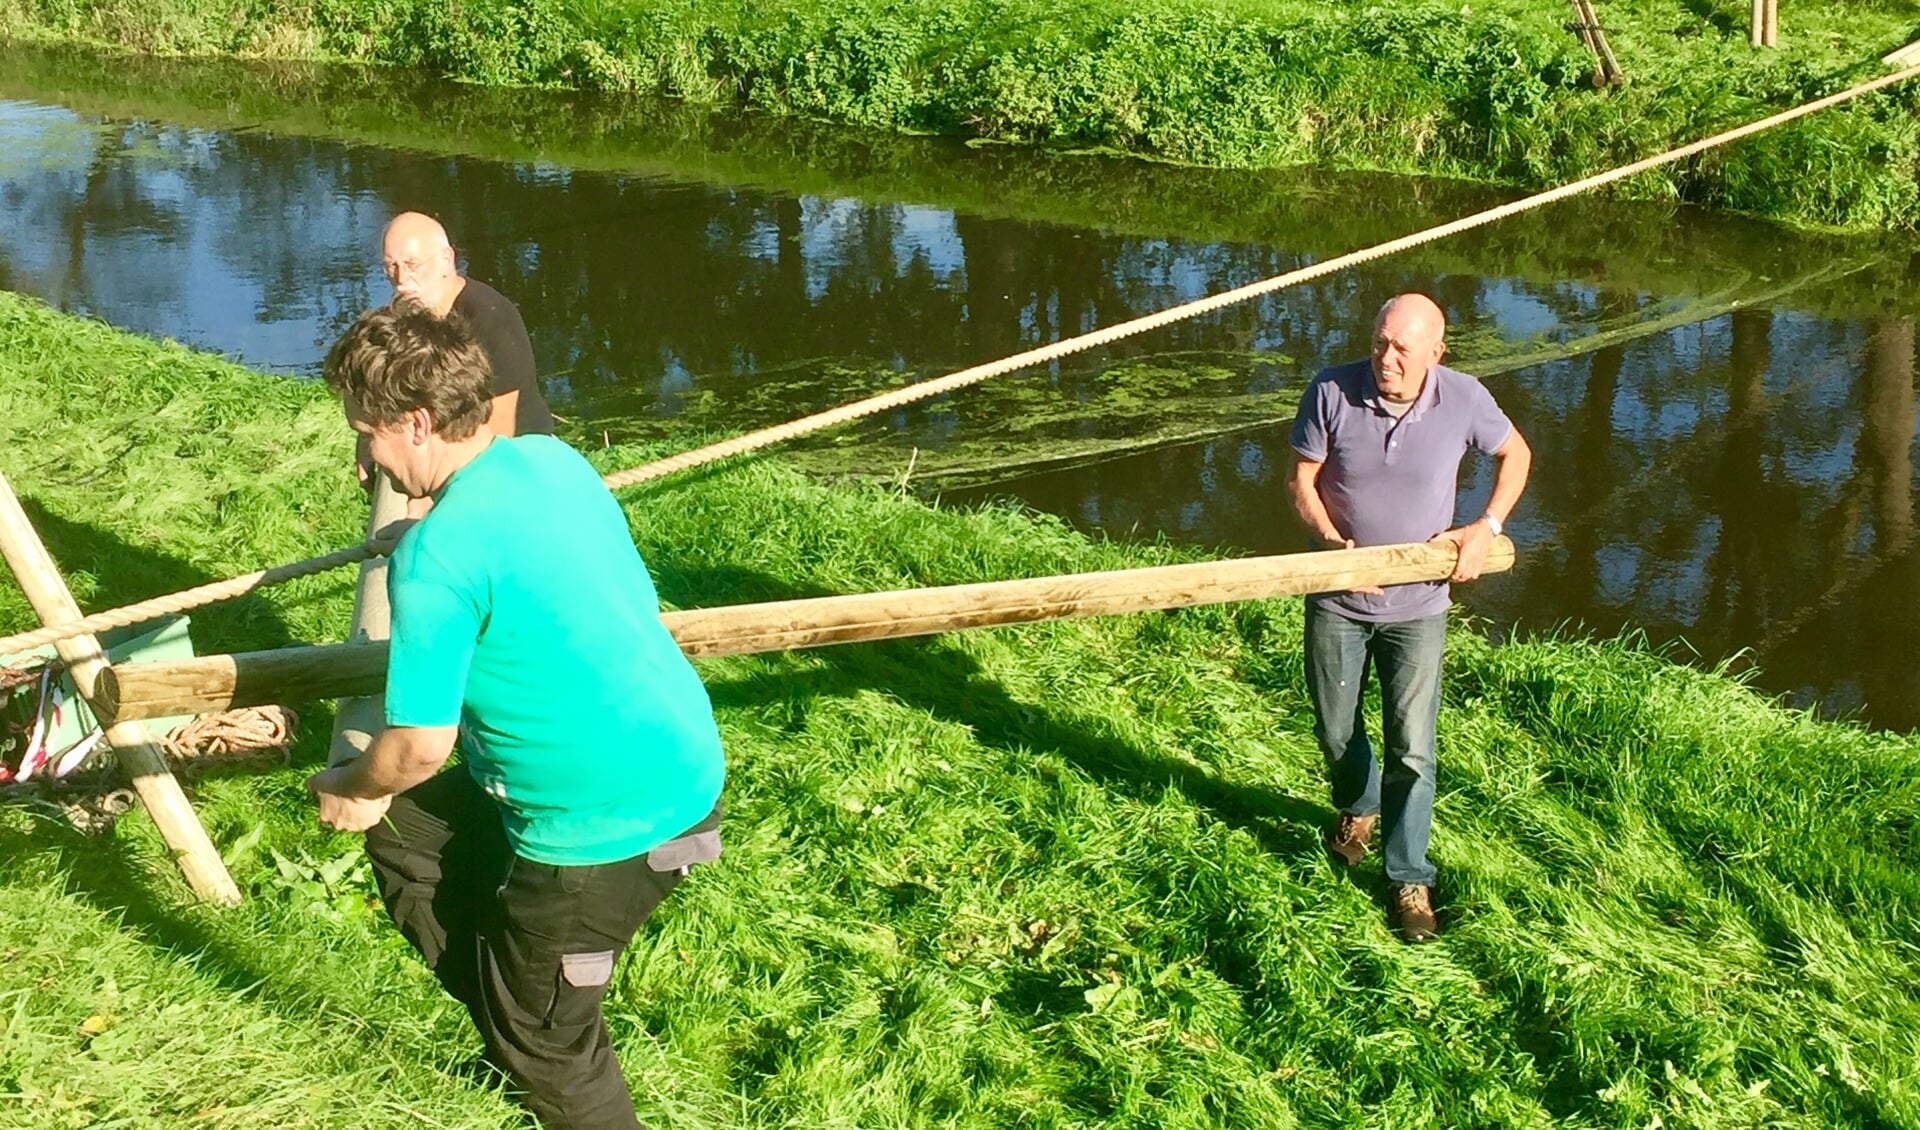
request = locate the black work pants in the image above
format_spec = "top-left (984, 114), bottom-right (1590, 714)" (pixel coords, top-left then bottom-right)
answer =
top-left (363, 767), bottom-right (687, 1130)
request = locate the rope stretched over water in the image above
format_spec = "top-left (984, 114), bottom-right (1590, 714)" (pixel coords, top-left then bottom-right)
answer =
top-left (604, 61), bottom-right (1920, 487)
top-left (4, 59), bottom-right (1916, 657)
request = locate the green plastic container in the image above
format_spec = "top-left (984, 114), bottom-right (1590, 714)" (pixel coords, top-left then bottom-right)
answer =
top-left (1, 614), bottom-right (197, 751)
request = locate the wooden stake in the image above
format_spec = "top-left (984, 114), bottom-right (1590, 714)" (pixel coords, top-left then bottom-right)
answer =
top-left (326, 473), bottom-right (409, 768)
top-left (99, 537), bottom-right (1514, 722)
top-left (1568, 0), bottom-right (1604, 86)
top-left (0, 472), bottom-right (239, 905)
top-left (1570, 0), bottom-right (1625, 87)
top-left (1751, 0), bottom-right (1765, 47)
top-left (1763, 0), bottom-right (1777, 48)
top-left (1585, 0), bottom-right (1626, 87)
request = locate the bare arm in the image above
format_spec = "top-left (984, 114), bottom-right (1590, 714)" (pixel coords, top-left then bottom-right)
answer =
top-left (1288, 453), bottom-right (1383, 595)
top-left (1287, 455), bottom-right (1348, 548)
top-left (1429, 427), bottom-right (1533, 581)
top-left (305, 724), bottom-right (458, 832)
top-left (1481, 427), bottom-right (1532, 530)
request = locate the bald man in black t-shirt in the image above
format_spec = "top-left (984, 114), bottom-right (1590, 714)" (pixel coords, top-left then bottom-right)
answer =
top-left (380, 211), bottom-right (555, 438)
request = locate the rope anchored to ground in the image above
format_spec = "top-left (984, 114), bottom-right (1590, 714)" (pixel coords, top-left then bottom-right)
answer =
top-left (2, 58), bottom-right (1916, 659)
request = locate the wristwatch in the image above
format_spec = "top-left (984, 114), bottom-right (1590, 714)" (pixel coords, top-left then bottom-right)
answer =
top-left (1481, 512), bottom-right (1503, 537)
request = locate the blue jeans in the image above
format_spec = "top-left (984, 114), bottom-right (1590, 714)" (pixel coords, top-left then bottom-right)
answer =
top-left (1304, 602), bottom-right (1446, 887)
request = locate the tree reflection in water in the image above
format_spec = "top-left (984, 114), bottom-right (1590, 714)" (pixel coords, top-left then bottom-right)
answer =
top-left (0, 81), bottom-right (1915, 729)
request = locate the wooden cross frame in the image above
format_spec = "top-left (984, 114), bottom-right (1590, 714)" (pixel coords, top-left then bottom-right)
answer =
top-left (0, 470), bottom-right (238, 903)
top-left (1566, 0), bottom-right (1626, 87)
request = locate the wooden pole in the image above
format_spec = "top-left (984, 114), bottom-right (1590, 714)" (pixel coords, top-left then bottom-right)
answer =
top-left (0, 472), bottom-right (239, 905)
top-left (1571, 0), bottom-right (1624, 87)
top-left (1763, 0), bottom-right (1777, 48)
top-left (327, 474), bottom-right (409, 768)
top-left (1568, 0), bottom-right (1604, 86)
top-left (99, 537), bottom-right (1515, 723)
top-left (1585, 0), bottom-right (1626, 87)
top-left (1751, 0), bottom-right (1765, 47)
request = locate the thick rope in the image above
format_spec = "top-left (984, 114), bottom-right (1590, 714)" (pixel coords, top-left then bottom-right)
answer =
top-left (0, 544), bottom-right (369, 656)
top-left (604, 62), bottom-right (1920, 488)
top-left (163, 705), bottom-right (296, 778)
top-left (5, 60), bottom-right (1915, 654)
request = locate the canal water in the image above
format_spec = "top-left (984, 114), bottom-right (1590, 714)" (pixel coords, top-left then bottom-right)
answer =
top-left (2, 47), bottom-right (1916, 730)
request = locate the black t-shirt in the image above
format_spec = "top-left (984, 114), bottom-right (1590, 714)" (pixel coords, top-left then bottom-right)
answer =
top-left (451, 278), bottom-right (555, 436)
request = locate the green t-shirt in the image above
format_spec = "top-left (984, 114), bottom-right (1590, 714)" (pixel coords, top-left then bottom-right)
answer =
top-left (384, 435), bottom-right (724, 866)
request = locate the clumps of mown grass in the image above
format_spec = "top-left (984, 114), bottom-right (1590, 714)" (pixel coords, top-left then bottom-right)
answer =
top-left (608, 456), bottom-right (1920, 1126)
top-left (0, 292), bottom-right (365, 649)
top-left (0, 865), bottom-right (529, 1128)
top-left (4, 293), bottom-right (1919, 1125)
top-left (5, 0), bottom-right (1920, 228)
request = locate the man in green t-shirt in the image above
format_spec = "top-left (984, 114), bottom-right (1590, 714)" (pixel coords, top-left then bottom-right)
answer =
top-left (306, 305), bottom-right (725, 1130)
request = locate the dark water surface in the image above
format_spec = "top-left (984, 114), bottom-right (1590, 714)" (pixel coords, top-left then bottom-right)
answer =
top-left (1, 48), bottom-right (1917, 730)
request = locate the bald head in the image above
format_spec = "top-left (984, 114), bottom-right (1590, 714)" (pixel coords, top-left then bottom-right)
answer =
top-left (382, 212), bottom-right (462, 315)
top-left (1370, 293), bottom-right (1448, 403)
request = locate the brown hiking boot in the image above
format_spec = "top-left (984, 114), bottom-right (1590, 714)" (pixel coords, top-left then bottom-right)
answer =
top-left (1324, 812), bottom-right (1376, 866)
top-left (1391, 884), bottom-right (1438, 943)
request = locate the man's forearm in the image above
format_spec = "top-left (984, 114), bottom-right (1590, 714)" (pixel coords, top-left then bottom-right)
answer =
top-left (331, 726), bottom-right (455, 797)
top-left (1287, 461), bottom-right (1345, 545)
top-left (1294, 500), bottom-right (1343, 545)
top-left (1483, 432), bottom-right (1533, 525)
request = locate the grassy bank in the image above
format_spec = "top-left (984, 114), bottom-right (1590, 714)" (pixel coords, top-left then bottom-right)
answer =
top-left (4, 287), bottom-right (1920, 1127)
top-left (3, 2), bottom-right (1920, 231)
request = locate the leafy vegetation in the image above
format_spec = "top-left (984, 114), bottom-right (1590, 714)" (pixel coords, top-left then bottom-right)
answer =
top-left (3, 290), bottom-right (1920, 1127)
top-left (3, 0), bottom-right (1919, 228)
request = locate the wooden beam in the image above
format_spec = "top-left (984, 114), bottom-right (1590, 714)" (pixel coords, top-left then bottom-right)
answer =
top-left (99, 641), bottom-right (392, 723)
top-left (99, 537), bottom-right (1514, 722)
top-left (0, 472), bottom-right (239, 905)
top-left (1585, 0), bottom-right (1626, 86)
top-left (1568, 0), bottom-right (1604, 85)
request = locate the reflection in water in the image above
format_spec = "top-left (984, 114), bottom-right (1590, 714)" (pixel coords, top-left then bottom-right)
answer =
top-left (0, 93), bottom-right (1917, 729)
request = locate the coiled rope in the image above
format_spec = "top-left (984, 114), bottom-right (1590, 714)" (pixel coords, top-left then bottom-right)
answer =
top-left (3, 60), bottom-right (1915, 658)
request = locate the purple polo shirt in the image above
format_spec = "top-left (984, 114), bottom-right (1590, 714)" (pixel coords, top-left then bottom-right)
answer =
top-left (1288, 359), bottom-right (1513, 623)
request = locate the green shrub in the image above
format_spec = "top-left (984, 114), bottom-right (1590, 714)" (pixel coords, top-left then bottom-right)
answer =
top-left (4, 0), bottom-right (1917, 227)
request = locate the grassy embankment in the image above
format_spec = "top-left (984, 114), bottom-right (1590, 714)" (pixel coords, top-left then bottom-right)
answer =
top-left (5, 294), bottom-right (1920, 1128)
top-left (3, 0), bottom-right (1920, 230)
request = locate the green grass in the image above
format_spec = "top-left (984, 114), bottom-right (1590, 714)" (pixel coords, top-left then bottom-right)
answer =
top-left (3, 287), bottom-right (1920, 1127)
top-left (2, 0), bottom-right (1919, 229)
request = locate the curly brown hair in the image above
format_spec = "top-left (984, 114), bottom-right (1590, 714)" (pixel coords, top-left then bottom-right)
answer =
top-left (322, 304), bottom-right (491, 440)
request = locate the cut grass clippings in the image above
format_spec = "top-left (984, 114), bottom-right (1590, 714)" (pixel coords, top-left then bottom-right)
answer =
top-left (1, 288), bottom-right (1919, 1126)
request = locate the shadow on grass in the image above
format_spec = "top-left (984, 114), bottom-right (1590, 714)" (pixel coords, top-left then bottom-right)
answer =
top-left (679, 565), bottom-right (1328, 863)
top-left (16, 498), bottom-right (307, 654)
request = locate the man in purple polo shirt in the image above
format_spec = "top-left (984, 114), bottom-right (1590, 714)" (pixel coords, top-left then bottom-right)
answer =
top-left (1287, 293), bottom-right (1532, 942)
